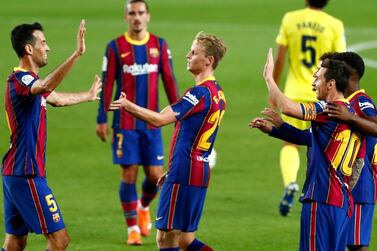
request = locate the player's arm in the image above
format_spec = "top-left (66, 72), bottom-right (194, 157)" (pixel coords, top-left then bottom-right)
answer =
top-left (46, 75), bottom-right (101, 107)
top-left (96, 41), bottom-right (118, 142)
top-left (31, 20), bottom-right (86, 95)
top-left (273, 44), bottom-right (287, 86)
top-left (326, 102), bottom-right (377, 136)
top-left (349, 158), bottom-right (364, 190)
top-left (264, 48), bottom-right (303, 119)
top-left (250, 108), bottom-right (311, 146)
top-left (160, 39), bottom-right (179, 104)
top-left (109, 92), bottom-right (177, 127)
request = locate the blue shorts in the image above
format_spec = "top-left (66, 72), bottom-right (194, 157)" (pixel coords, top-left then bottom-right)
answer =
top-left (155, 182), bottom-right (207, 232)
top-left (112, 129), bottom-right (164, 166)
top-left (347, 203), bottom-right (374, 246)
top-left (300, 202), bottom-right (350, 251)
top-left (2, 176), bottom-right (65, 235)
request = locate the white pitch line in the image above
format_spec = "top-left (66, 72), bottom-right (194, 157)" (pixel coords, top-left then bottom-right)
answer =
top-left (348, 40), bottom-right (377, 69)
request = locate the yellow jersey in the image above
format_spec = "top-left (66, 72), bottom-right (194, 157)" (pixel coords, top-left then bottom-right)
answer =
top-left (276, 8), bottom-right (346, 101)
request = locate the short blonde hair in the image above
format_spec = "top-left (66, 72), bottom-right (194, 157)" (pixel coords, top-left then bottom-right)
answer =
top-left (195, 31), bottom-right (227, 69)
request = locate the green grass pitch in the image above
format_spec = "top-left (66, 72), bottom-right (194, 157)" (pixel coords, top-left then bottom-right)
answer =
top-left (0, 0), bottom-right (377, 250)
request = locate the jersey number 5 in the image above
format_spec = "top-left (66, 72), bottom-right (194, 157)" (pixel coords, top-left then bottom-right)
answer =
top-left (45, 194), bottom-right (58, 213)
top-left (301, 35), bottom-right (317, 68)
top-left (197, 110), bottom-right (225, 151)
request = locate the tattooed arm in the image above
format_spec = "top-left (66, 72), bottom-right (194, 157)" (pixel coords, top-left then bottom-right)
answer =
top-left (349, 158), bottom-right (365, 190)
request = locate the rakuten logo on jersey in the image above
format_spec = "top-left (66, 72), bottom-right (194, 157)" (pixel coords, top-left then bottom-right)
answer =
top-left (183, 91), bottom-right (199, 105)
top-left (123, 63), bottom-right (158, 76)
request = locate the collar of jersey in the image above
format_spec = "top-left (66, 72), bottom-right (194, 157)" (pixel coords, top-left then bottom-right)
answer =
top-left (124, 32), bottom-right (150, 45)
top-left (335, 98), bottom-right (349, 104)
top-left (346, 89), bottom-right (365, 101)
top-left (13, 67), bottom-right (28, 72)
top-left (197, 76), bottom-right (216, 85)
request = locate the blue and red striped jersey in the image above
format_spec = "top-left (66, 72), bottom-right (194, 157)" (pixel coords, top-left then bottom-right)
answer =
top-left (347, 90), bottom-right (377, 204)
top-left (97, 32), bottom-right (179, 129)
top-left (299, 100), bottom-right (362, 216)
top-left (2, 68), bottom-right (50, 177)
top-left (165, 77), bottom-right (226, 187)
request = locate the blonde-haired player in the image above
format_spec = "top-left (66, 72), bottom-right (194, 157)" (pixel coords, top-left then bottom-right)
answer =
top-left (273, 0), bottom-right (346, 216)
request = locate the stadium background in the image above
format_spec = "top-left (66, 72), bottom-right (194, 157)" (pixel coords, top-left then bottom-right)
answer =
top-left (0, 0), bottom-right (376, 250)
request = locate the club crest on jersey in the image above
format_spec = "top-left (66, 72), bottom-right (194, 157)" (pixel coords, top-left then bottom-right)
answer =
top-left (52, 213), bottom-right (61, 223)
top-left (183, 91), bottom-right (199, 105)
top-left (21, 74), bottom-right (34, 86)
top-left (116, 149), bottom-right (123, 158)
top-left (149, 48), bottom-right (159, 58)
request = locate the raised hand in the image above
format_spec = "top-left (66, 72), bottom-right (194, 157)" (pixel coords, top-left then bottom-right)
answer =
top-left (88, 75), bottom-right (102, 101)
top-left (263, 48), bottom-right (275, 83)
top-left (75, 19), bottom-right (86, 56)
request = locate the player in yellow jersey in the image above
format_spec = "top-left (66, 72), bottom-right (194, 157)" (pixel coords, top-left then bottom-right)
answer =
top-left (272, 0), bottom-right (346, 216)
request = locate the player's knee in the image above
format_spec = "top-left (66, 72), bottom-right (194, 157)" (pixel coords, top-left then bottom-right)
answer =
top-left (146, 169), bottom-right (163, 184)
top-left (4, 236), bottom-right (27, 251)
top-left (3, 234), bottom-right (28, 251)
top-left (156, 230), bottom-right (178, 247)
top-left (47, 232), bottom-right (70, 251)
top-left (156, 231), bottom-right (165, 247)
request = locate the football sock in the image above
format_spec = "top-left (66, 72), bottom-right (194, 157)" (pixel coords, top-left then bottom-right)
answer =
top-left (280, 145), bottom-right (300, 187)
top-left (159, 248), bottom-right (179, 251)
top-left (187, 239), bottom-right (214, 251)
top-left (127, 225), bottom-right (140, 234)
top-left (140, 178), bottom-right (158, 208)
top-left (119, 181), bottom-right (138, 227)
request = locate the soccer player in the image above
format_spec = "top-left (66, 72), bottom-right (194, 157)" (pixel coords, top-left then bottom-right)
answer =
top-left (2, 21), bottom-right (101, 251)
top-left (255, 52), bottom-right (377, 251)
top-left (323, 52), bottom-right (377, 251)
top-left (95, 0), bottom-right (179, 245)
top-left (273, 0), bottom-right (346, 215)
top-left (264, 48), bottom-right (362, 251)
top-left (109, 31), bottom-right (227, 251)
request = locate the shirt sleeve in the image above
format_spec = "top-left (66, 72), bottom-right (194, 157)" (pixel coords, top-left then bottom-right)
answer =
top-left (269, 122), bottom-right (312, 146)
top-left (300, 101), bottom-right (327, 121)
top-left (276, 13), bottom-right (288, 46)
top-left (97, 41), bottom-right (118, 124)
top-left (159, 38), bottom-right (179, 104)
top-left (171, 86), bottom-right (204, 121)
top-left (13, 71), bottom-right (38, 96)
top-left (355, 95), bottom-right (377, 118)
